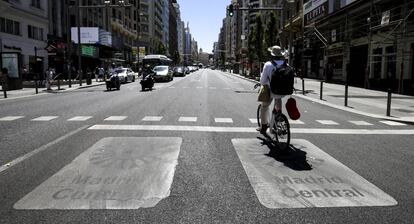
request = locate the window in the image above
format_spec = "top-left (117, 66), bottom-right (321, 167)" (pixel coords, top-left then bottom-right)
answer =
top-left (0, 17), bottom-right (20, 35)
top-left (31, 0), bottom-right (41, 9)
top-left (28, 25), bottom-right (44, 40)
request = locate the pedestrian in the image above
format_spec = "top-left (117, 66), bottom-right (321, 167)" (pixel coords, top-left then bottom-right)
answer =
top-left (45, 68), bottom-right (53, 90)
top-left (95, 66), bottom-right (99, 82)
top-left (99, 66), bottom-right (105, 81)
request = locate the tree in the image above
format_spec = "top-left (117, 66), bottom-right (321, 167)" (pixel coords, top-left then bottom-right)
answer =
top-left (254, 14), bottom-right (265, 63)
top-left (156, 42), bottom-right (166, 55)
top-left (264, 12), bottom-right (279, 52)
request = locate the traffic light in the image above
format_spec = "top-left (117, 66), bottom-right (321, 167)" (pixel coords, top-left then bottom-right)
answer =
top-left (228, 4), bottom-right (234, 17)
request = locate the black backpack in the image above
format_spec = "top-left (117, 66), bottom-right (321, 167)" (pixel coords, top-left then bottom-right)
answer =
top-left (270, 61), bottom-right (295, 95)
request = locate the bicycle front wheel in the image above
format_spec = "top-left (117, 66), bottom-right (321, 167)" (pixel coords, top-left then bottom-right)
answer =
top-left (272, 113), bottom-right (291, 150)
top-left (256, 104), bottom-right (261, 127)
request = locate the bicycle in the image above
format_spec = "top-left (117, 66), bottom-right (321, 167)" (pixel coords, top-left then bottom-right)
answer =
top-left (254, 83), bottom-right (291, 150)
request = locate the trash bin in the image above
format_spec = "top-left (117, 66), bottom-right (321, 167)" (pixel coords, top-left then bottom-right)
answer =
top-left (86, 72), bottom-right (92, 85)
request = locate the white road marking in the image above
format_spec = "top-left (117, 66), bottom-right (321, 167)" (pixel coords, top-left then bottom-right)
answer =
top-left (232, 139), bottom-right (397, 208)
top-left (196, 86), bottom-right (203, 89)
top-left (88, 125), bottom-right (414, 135)
top-left (178, 117), bottom-right (197, 122)
top-left (31, 116), bottom-right (59, 121)
top-left (0, 126), bottom-right (88, 173)
top-left (249, 119), bottom-right (258, 124)
top-left (68, 116), bottom-right (93, 121)
top-left (142, 116), bottom-right (163, 121)
top-left (0, 116), bottom-right (24, 121)
top-left (104, 116), bottom-right (127, 121)
top-left (349, 121), bottom-right (373, 126)
top-left (14, 137), bottom-right (182, 209)
top-left (289, 119), bottom-right (305, 125)
top-left (215, 118), bottom-right (233, 123)
top-left (379, 120), bottom-right (407, 126)
top-left (316, 120), bottom-right (339, 125)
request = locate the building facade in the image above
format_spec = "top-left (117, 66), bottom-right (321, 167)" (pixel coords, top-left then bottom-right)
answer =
top-left (0, 0), bottom-right (49, 89)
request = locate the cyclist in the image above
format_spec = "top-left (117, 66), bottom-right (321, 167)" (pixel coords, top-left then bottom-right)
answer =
top-left (257, 45), bottom-right (290, 135)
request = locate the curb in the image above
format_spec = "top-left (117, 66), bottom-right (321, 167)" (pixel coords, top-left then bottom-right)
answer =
top-left (223, 71), bottom-right (414, 125)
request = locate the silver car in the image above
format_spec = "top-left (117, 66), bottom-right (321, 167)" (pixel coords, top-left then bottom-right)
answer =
top-left (115, 68), bottom-right (136, 83)
top-left (153, 66), bottom-right (173, 82)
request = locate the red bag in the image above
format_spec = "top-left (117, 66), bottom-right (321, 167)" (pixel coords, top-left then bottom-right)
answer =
top-left (286, 97), bottom-right (300, 120)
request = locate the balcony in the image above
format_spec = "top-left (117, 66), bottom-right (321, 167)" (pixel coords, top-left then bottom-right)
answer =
top-left (111, 18), bottom-right (137, 39)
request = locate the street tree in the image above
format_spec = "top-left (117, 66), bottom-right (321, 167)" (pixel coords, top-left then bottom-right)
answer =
top-left (264, 12), bottom-right (279, 51)
top-left (156, 42), bottom-right (166, 55)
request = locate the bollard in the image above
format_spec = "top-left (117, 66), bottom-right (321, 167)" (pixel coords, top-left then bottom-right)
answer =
top-left (2, 79), bottom-right (7, 98)
top-left (320, 81), bottom-right (323, 100)
top-left (35, 79), bottom-right (38, 94)
top-left (57, 79), bottom-right (61, 90)
top-left (386, 89), bottom-right (392, 116)
top-left (302, 78), bottom-right (305, 95)
top-left (344, 84), bottom-right (349, 107)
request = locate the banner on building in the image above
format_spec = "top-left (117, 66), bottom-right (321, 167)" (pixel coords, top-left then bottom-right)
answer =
top-left (71, 27), bottom-right (99, 44)
top-left (139, 47), bottom-right (146, 58)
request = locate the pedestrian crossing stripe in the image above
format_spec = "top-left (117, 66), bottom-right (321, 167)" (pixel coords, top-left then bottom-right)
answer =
top-left (379, 120), bottom-right (407, 126)
top-left (249, 119), bottom-right (257, 124)
top-left (31, 116), bottom-right (59, 121)
top-left (104, 116), bottom-right (127, 121)
top-left (178, 117), bottom-right (197, 122)
top-left (349, 121), bottom-right (373, 126)
top-left (0, 116), bottom-right (24, 121)
top-left (316, 120), bottom-right (339, 125)
top-left (68, 116), bottom-right (93, 121)
top-left (142, 116), bottom-right (163, 121)
top-left (215, 118), bottom-right (233, 123)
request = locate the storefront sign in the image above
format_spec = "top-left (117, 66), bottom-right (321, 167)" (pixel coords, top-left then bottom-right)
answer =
top-left (304, 1), bottom-right (329, 26)
top-left (81, 45), bottom-right (98, 58)
top-left (3, 45), bottom-right (22, 51)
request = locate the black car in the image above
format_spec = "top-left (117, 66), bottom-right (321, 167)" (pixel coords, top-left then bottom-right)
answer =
top-left (173, 66), bottom-right (186, 77)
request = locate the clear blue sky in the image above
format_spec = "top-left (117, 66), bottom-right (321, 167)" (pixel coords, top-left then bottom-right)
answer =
top-left (178, 0), bottom-right (230, 54)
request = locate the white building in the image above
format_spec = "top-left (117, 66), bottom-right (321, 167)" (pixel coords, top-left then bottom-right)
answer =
top-left (0, 0), bottom-right (49, 88)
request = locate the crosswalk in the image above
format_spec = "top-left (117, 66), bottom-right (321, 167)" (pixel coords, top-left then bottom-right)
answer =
top-left (0, 115), bottom-right (409, 127)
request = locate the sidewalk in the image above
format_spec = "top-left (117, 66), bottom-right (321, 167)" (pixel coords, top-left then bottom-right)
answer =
top-left (224, 71), bottom-right (414, 124)
top-left (0, 80), bottom-right (105, 101)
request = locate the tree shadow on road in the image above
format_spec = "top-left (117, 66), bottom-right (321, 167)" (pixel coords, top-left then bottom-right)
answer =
top-left (257, 137), bottom-right (312, 171)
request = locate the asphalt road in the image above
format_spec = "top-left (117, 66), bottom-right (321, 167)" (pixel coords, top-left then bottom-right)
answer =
top-left (0, 69), bottom-right (413, 223)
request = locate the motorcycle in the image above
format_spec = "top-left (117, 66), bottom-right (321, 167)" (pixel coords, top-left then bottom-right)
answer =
top-left (140, 72), bottom-right (155, 91)
top-left (106, 73), bottom-right (121, 91)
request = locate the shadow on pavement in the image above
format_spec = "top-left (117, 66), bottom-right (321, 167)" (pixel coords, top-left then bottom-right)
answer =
top-left (258, 137), bottom-right (312, 171)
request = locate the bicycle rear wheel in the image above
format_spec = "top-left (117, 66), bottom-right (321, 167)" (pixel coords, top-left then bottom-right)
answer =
top-left (256, 104), bottom-right (261, 127)
top-left (271, 113), bottom-right (291, 150)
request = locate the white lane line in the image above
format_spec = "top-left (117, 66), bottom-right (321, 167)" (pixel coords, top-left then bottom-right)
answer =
top-left (316, 120), bottom-right (339, 125)
top-left (215, 118), bottom-right (233, 123)
top-left (88, 125), bottom-right (414, 135)
top-left (249, 119), bottom-right (258, 124)
top-left (379, 120), bottom-right (407, 126)
top-left (0, 125), bottom-right (89, 173)
top-left (31, 116), bottom-right (59, 121)
top-left (68, 116), bottom-right (93, 121)
top-left (142, 116), bottom-right (163, 121)
top-left (196, 86), bottom-right (203, 89)
top-left (104, 116), bottom-right (127, 121)
top-left (178, 117), bottom-right (197, 122)
top-left (0, 116), bottom-right (24, 121)
top-left (289, 119), bottom-right (305, 125)
top-left (349, 121), bottom-right (373, 126)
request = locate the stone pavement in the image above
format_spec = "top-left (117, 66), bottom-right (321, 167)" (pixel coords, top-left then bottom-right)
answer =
top-left (224, 71), bottom-right (414, 124)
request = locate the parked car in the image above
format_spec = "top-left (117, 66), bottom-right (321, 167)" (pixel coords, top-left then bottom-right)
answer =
top-left (115, 68), bottom-right (135, 83)
top-left (173, 66), bottom-right (186, 77)
top-left (153, 66), bottom-right (173, 82)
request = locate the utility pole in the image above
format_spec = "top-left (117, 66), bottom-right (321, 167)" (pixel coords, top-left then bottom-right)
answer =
top-left (77, 0), bottom-right (82, 86)
top-left (66, 0), bottom-right (72, 88)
